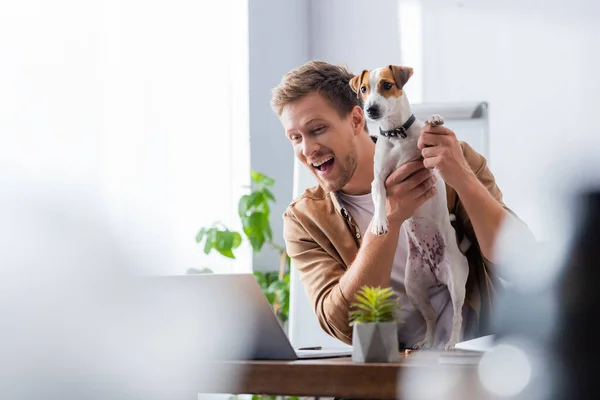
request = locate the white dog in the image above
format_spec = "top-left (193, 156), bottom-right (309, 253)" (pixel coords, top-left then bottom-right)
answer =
top-left (349, 65), bottom-right (469, 350)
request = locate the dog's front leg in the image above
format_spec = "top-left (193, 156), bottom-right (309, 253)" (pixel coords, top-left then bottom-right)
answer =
top-left (371, 143), bottom-right (393, 235)
top-left (371, 175), bottom-right (389, 235)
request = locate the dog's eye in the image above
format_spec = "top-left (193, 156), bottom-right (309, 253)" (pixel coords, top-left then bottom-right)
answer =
top-left (383, 82), bottom-right (393, 90)
top-left (360, 86), bottom-right (367, 94)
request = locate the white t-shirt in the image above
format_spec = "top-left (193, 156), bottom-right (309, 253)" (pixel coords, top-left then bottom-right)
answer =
top-left (338, 191), bottom-right (476, 349)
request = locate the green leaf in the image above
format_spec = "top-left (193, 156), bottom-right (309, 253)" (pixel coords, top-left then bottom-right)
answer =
top-left (264, 220), bottom-right (273, 241)
top-left (251, 170), bottom-right (275, 186)
top-left (203, 229), bottom-right (218, 255)
top-left (268, 279), bottom-right (288, 293)
top-left (349, 285), bottom-right (401, 325)
top-left (265, 291), bottom-right (275, 304)
top-left (248, 232), bottom-right (265, 252)
top-left (253, 271), bottom-right (268, 288)
top-left (244, 212), bottom-right (269, 252)
top-left (217, 230), bottom-right (234, 251)
top-left (217, 248), bottom-right (235, 259)
top-left (232, 232), bottom-right (242, 248)
top-left (238, 194), bottom-right (252, 217)
top-left (203, 236), bottom-right (213, 254)
top-left (262, 187), bottom-right (276, 202)
top-left (240, 191), bottom-right (266, 217)
top-left (195, 227), bottom-right (206, 243)
top-left (187, 267), bottom-right (212, 274)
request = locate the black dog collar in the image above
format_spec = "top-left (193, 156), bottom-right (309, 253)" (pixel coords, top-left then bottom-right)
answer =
top-left (379, 114), bottom-right (416, 139)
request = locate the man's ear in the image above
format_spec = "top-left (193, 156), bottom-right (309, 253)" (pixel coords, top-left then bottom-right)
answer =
top-left (389, 65), bottom-right (414, 89)
top-left (349, 69), bottom-right (368, 97)
top-left (351, 105), bottom-right (365, 134)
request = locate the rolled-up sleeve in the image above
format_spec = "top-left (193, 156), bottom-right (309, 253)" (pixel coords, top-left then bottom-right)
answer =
top-left (283, 208), bottom-right (353, 345)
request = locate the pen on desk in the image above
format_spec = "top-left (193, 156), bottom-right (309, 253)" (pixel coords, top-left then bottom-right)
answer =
top-left (298, 346), bottom-right (322, 350)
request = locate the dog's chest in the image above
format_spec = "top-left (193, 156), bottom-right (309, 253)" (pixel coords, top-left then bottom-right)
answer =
top-left (384, 137), bottom-right (421, 169)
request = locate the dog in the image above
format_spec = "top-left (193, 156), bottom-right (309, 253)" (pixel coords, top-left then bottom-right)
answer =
top-left (349, 65), bottom-right (469, 350)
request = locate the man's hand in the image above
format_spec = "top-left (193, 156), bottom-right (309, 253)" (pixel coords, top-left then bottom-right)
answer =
top-left (384, 160), bottom-right (437, 224)
top-left (417, 123), bottom-right (475, 191)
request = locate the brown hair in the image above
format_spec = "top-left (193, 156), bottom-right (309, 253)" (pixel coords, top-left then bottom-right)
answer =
top-left (270, 60), bottom-right (367, 131)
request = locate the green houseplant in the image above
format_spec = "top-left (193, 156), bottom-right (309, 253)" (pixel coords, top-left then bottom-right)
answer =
top-left (349, 286), bottom-right (402, 363)
top-left (194, 170), bottom-right (291, 324)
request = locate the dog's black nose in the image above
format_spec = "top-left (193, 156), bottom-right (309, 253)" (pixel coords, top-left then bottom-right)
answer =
top-left (366, 105), bottom-right (380, 119)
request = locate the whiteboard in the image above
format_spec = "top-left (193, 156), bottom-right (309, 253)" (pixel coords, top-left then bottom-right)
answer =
top-left (288, 101), bottom-right (489, 349)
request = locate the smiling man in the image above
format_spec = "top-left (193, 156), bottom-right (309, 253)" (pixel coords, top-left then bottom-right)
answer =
top-left (270, 60), bottom-right (528, 349)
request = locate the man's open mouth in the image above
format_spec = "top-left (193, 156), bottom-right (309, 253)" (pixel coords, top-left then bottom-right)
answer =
top-left (312, 156), bottom-right (335, 173)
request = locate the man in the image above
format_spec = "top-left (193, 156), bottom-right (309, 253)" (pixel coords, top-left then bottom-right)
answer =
top-left (270, 60), bottom-right (527, 348)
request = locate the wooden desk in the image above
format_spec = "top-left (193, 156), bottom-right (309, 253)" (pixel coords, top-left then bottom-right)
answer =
top-left (199, 351), bottom-right (486, 399)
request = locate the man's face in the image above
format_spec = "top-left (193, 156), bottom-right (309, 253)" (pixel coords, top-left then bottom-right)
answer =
top-left (280, 92), bottom-right (360, 193)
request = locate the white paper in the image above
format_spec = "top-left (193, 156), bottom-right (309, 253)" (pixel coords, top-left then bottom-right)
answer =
top-left (454, 334), bottom-right (495, 352)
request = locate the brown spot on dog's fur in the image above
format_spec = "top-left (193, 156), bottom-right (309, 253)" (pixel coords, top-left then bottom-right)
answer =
top-left (349, 69), bottom-right (370, 99)
top-left (378, 67), bottom-right (405, 99)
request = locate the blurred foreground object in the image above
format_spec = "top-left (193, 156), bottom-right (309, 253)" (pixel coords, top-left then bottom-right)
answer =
top-left (491, 188), bottom-right (600, 400)
top-left (0, 176), bottom-right (254, 400)
top-left (550, 189), bottom-right (600, 400)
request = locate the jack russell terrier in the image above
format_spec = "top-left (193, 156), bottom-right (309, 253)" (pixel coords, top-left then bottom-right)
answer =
top-left (349, 65), bottom-right (469, 350)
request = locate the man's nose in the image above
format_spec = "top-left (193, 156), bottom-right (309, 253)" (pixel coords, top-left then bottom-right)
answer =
top-left (301, 138), bottom-right (319, 158)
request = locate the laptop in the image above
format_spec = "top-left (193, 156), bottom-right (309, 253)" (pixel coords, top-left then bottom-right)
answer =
top-left (139, 273), bottom-right (352, 361)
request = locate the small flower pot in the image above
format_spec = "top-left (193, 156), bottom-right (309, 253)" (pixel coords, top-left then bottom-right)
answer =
top-left (352, 321), bottom-right (399, 363)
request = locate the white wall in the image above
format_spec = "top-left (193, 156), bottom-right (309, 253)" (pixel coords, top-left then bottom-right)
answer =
top-left (0, 0), bottom-right (252, 276)
top-left (248, 0), bottom-right (311, 271)
top-left (310, 0), bottom-right (403, 73)
top-left (419, 0), bottom-right (600, 240)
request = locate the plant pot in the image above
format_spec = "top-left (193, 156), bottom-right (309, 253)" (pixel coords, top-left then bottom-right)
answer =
top-left (352, 321), bottom-right (399, 363)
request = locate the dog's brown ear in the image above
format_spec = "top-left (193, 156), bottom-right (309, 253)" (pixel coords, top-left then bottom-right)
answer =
top-left (349, 69), bottom-right (368, 97)
top-left (389, 65), bottom-right (414, 89)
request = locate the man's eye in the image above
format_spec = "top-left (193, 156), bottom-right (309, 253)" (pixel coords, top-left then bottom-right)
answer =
top-left (313, 126), bottom-right (326, 134)
top-left (383, 82), bottom-right (393, 90)
top-left (360, 86), bottom-right (367, 93)
top-left (291, 136), bottom-right (301, 142)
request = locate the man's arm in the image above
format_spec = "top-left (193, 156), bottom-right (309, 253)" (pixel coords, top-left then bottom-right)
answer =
top-left (452, 157), bottom-right (510, 262)
top-left (419, 126), bottom-right (533, 263)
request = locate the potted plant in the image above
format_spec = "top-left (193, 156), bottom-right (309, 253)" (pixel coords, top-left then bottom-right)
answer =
top-left (349, 286), bottom-right (403, 363)
top-left (194, 170), bottom-right (291, 325)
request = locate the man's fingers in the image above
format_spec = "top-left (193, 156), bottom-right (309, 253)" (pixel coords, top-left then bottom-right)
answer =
top-left (387, 168), bottom-right (431, 193)
top-left (422, 124), bottom-right (454, 136)
top-left (418, 132), bottom-right (446, 150)
top-left (385, 160), bottom-right (425, 186)
top-left (421, 146), bottom-right (442, 159)
top-left (423, 155), bottom-right (441, 170)
top-left (416, 185), bottom-right (438, 202)
top-left (411, 174), bottom-right (437, 198)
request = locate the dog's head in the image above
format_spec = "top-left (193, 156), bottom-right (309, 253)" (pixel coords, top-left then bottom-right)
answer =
top-left (349, 65), bottom-right (413, 122)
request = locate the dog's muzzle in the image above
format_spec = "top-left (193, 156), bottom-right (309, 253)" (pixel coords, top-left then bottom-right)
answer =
top-left (366, 104), bottom-right (381, 120)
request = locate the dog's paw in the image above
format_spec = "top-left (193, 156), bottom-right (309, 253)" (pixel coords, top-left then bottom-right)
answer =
top-left (413, 338), bottom-right (434, 350)
top-left (444, 339), bottom-right (458, 351)
top-left (426, 114), bottom-right (445, 127)
top-left (371, 216), bottom-right (388, 235)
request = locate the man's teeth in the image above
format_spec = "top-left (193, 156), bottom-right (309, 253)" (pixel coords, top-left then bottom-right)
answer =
top-left (312, 156), bottom-right (333, 167)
